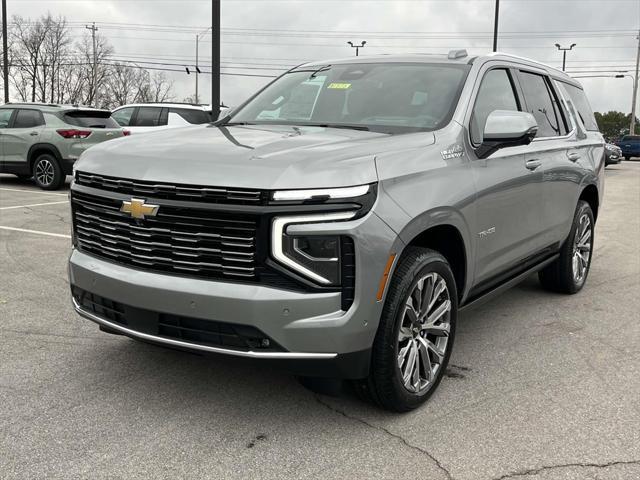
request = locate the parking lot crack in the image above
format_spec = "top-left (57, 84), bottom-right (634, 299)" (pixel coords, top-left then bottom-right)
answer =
top-left (314, 395), bottom-right (454, 479)
top-left (493, 459), bottom-right (640, 479)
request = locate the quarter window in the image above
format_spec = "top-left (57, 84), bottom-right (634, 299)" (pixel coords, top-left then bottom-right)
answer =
top-left (13, 109), bottom-right (45, 128)
top-left (112, 107), bottom-right (135, 126)
top-left (518, 72), bottom-right (563, 137)
top-left (0, 109), bottom-right (14, 128)
top-left (562, 83), bottom-right (599, 132)
top-left (470, 69), bottom-right (520, 145)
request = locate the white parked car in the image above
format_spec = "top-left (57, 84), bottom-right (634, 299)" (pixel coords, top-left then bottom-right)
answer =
top-left (111, 103), bottom-right (214, 134)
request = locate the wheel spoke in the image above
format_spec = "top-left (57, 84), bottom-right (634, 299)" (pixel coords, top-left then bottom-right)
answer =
top-left (419, 337), bottom-right (444, 365)
top-left (421, 323), bottom-right (450, 337)
top-left (404, 303), bottom-right (419, 325)
top-left (397, 343), bottom-right (411, 368)
top-left (402, 341), bottom-right (418, 390)
top-left (427, 299), bottom-right (451, 325)
top-left (428, 278), bottom-right (446, 311)
top-left (578, 229), bottom-right (591, 248)
top-left (398, 326), bottom-right (413, 341)
top-left (417, 340), bottom-right (432, 384)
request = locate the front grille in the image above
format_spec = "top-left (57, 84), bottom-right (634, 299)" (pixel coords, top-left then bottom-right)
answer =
top-left (73, 287), bottom-right (284, 352)
top-left (75, 171), bottom-right (266, 205)
top-left (71, 189), bottom-right (259, 281)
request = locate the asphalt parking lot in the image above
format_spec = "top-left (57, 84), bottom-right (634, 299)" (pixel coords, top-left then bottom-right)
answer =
top-left (1, 163), bottom-right (639, 480)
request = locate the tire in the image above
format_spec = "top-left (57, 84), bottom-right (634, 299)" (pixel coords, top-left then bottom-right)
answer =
top-left (624, 156), bottom-right (631, 161)
top-left (32, 153), bottom-right (64, 190)
top-left (353, 247), bottom-right (457, 412)
top-left (539, 200), bottom-right (594, 294)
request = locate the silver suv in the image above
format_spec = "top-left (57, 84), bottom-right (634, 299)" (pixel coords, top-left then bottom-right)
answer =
top-left (0, 103), bottom-right (126, 190)
top-left (68, 52), bottom-right (604, 411)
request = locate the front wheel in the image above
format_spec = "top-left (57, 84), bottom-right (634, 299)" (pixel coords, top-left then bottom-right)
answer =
top-left (354, 247), bottom-right (457, 412)
top-left (539, 200), bottom-right (594, 294)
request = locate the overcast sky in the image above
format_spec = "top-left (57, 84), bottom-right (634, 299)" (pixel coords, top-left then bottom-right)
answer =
top-left (8, 0), bottom-right (640, 113)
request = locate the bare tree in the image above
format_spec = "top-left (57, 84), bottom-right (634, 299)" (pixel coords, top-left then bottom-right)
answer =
top-left (10, 15), bottom-right (49, 102)
top-left (41, 14), bottom-right (71, 103)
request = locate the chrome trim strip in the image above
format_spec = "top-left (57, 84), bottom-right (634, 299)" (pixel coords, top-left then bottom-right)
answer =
top-left (72, 297), bottom-right (338, 360)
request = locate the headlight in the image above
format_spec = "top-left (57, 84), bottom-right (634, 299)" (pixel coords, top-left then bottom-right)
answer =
top-left (272, 185), bottom-right (370, 201)
top-left (605, 144), bottom-right (615, 151)
top-left (272, 211), bottom-right (356, 285)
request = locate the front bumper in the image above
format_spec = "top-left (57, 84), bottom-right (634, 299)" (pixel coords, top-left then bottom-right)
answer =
top-left (68, 211), bottom-right (398, 378)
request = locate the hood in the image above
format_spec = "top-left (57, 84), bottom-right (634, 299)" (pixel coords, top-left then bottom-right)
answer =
top-left (76, 124), bottom-right (403, 190)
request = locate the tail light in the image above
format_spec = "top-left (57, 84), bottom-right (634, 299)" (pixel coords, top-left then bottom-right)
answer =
top-left (57, 129), bottom-right (92, 139)
top-left (122, 129), bottom-right (131, 136)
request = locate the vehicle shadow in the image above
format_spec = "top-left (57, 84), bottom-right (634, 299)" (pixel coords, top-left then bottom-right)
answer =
top-left (0, 173), bottom-right (72, 191)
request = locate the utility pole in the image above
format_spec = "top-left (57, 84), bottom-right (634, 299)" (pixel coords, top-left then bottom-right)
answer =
top-left (492, 0), bottom-right (499, 52)
top-left (195, 34), bottom-right (199, 104)
top-left (347, 41), bottom-right (366, 56)
top-left (555, 43), bottom-right (576, 72)
top-left (85, 22), bottom-right (98, 106)
top-left (211, 0), bottom-right (220, 119)
top-left (195, 27), bottom-right (210, 104)
top-left (2, 0), bottom-right (9, 103)
top-left (630, 30), bottom-right (639, 135)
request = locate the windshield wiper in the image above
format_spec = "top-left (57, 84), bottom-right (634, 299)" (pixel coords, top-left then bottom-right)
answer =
top-left (296, 123), bottom-right (370, 131)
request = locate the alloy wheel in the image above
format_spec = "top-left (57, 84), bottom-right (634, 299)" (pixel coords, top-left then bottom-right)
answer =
top-left (397, 272), bottom-right (451, 394)
top-left (572, 213), bottom-right (592, 284)
top-left (35, 158), bottom-right (55, 186)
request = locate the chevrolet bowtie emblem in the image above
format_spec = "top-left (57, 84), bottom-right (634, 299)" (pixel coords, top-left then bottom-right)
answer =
top-left (120, 198), bottom-right (159, 219)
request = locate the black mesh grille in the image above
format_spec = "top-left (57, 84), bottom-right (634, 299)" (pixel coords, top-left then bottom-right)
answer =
top-left (73, 287), bottom-right (284, 352)
top-left (71, 190), bottom-right (258, 281)
top-left (75, 171), bottom-right (266, 205)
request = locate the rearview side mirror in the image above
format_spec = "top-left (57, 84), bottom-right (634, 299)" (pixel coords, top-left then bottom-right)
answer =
top-left (476, 110), bottom-right (538, 159)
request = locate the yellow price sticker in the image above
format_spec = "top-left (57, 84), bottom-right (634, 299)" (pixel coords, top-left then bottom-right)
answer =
top-left (327, 82), bottom-right (352, 89)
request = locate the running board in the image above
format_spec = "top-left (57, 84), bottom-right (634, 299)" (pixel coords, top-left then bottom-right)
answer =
top-left (459, 254), bottom-right (559, 312)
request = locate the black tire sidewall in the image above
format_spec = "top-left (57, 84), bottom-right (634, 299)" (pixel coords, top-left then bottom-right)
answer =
top-left (373, 248), bottom-right (458, 411)
top-left (32, 154), bottom-right (63, 190)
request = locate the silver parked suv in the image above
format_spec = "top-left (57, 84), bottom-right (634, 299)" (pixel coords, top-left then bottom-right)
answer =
top-left (0, 103), bottom-right (127, 190)
top-left (68, 51), bottom-right (604, 411)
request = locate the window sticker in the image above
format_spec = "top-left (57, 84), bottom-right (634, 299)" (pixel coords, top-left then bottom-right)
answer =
top-left (327, 82), bottom-right (352, 90)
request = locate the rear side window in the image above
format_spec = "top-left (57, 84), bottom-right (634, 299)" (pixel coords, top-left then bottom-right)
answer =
top-left (470, 69), bottom-right (520, 145)
top-left (169, 108), bottom-right (210, 124)
top-left (518, 71), bottom-right (564, 138)
top-left (132, 107), bottom-right (164, 127)
top-left (64, 111), bottom-right (119, 129)
top-left (563, 83), bottom-right (599, 132)
top-left (112, 107), bottom-right (135, 127)
top-left (13, 109), bottom-right (45, 128)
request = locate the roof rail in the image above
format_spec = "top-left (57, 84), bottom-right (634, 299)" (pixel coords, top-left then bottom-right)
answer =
top-left (136, 101), bottom-right (210, 107)
top-left (448, 49), bottom-right (468, 60)
top-left (3, 102), bottom-right (61, 107)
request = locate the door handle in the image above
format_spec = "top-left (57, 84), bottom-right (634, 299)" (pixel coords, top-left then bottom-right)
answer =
top-left (525, 159), bottom-right (542, 170)
top-left (567, 152), bottom-right (580, 162)
top-left (29, 131), bottom-right (39, 136)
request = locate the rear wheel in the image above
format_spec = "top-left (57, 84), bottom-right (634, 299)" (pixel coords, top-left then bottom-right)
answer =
top-left (32, 154), bottom-right (64, 190)
top-left (539, 200), bottom-right (594, 294)
top-left (353, 247), bottom-right (457, 412)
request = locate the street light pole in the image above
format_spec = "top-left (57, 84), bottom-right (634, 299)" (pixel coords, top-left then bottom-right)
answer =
top-left (2, 0), bottom-right (9, 103)
top-left (347, 41), bottom-right (366, 56)
top-left (492, 0), bottom-right (499, 52)
top-left (211, 0), bottom-right (220, 118)
top-left (630, 30), bottom-right (639, 135)
top-left (555, 43), bottom-right (576, 72)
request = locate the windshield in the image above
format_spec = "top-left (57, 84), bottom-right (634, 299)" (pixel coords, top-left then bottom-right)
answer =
top-left (230, 63), bottom-right (470, 133)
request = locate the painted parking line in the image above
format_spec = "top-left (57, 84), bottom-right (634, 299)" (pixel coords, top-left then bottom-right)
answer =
top-left (0, 201), bottom-right (69, 211)
top-left (0, 187), bottom-right (68, 197)
top-left (0, 226), bottom-right (71, 239)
